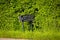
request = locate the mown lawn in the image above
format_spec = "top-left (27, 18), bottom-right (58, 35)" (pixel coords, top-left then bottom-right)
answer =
top-left (0, 30), bottom-right (60, 40)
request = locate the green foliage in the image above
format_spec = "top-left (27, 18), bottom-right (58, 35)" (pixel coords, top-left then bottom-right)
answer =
top-left (0, 0), bottom-right (60, 39)
top-left (0, 31), bottom-right (60, 40)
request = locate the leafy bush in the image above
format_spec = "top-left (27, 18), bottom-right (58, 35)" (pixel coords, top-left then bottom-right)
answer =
top-left (0, 0), bottom-right (60, 39)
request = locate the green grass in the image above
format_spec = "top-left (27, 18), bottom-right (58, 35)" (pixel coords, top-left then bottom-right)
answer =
top-left (0, 30), bottom-right (60, 40)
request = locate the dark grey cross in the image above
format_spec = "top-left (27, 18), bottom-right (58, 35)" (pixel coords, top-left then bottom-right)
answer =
top-left (19, 14), bottom-right (35, 31)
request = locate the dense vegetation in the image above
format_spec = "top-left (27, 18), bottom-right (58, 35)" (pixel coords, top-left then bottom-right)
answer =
top-left (0, 0), bottom-right (60, 40)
